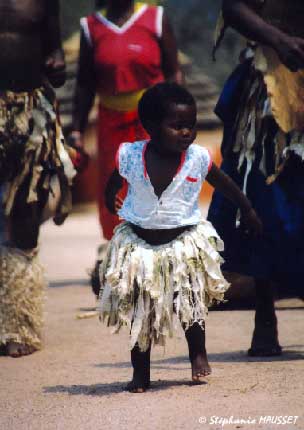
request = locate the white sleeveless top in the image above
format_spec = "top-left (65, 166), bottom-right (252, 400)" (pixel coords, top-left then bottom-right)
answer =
top-left (116, 140), bottom-right (212, 229)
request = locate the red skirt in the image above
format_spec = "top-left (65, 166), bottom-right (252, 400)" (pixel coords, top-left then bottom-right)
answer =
top-left (97, 105), bottom-right (148, 240)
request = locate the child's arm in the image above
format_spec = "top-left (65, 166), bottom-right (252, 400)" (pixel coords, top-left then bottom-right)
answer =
top-left (206, 163), bottom-right (263, 235)
top-left (105, 169), bottom-right (124, 215)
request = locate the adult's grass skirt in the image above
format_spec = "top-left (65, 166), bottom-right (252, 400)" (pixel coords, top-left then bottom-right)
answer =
top-left (0, 86), bottom-right (74, 349)
top-left (99, 221), bottom-right (229, 352)
top-left (0, 246), bottom-right (45, 349)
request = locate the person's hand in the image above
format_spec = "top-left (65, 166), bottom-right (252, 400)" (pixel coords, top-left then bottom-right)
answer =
top-left (240, 207), bottom-right (263, 237)
top-left (114, 195), bottom-right (124, 213)
top-left (67, 131), bottom-right (89, 173)
top-left (67, 131), bottom-right (83, 151)
top-left (272, 33), bottom-right (304, 72)
top-left (45, 51), bottom-right (66, 87)
top-left (71, 148), bottom-right (89, 173)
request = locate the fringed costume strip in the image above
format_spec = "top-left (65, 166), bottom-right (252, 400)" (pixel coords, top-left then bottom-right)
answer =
top-left (0, 246), bottom-right (45, 349)
top-left (99, 222), bottom-right (229, 352)
top-left (0, 86), bottom-right (73, 221)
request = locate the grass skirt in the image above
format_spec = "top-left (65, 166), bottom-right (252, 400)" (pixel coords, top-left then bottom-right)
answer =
top-left (99, 221), bottom-right (230, 352)
top-left (0, 246), bottom-right (45, 349)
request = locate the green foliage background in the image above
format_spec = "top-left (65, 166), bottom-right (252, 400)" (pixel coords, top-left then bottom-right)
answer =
top-left (60, 0), bottom-right (241, 86)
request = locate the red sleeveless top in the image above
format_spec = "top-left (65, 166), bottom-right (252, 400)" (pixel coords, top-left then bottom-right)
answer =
top-left (81, 5), bottom-right (165, 95)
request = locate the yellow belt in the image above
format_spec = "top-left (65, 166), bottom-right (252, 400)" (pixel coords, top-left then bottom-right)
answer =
top-left (99, 89), bottom-right (146, 112)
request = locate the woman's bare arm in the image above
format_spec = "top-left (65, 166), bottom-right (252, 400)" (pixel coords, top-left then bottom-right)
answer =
top-left (44, 0), bottom-right (66, 87)
top-left (223, 0), bottom-right (279, 46)
top-left (159, 12), bottom-right (183, 84)
top-left (69, 30), bottom-right (97, 148)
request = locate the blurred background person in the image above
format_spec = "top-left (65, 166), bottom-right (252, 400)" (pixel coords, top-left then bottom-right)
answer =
top-left (68, 0), bottom-right (182, 295)
top-left (208, 0), bottom-right (304, 356)
top-left (0, 0), bottom-right (74, 357)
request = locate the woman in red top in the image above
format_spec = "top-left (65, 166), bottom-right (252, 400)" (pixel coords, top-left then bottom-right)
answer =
top-left (69, 0), bottom-right (182, 246)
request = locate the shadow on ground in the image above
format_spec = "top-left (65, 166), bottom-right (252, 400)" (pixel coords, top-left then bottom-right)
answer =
top-left (43, 349), bottom-right (303, 397)
top-left (92, 348), bottom-right (304, 371)
top-left (43, 379), bottom-right (206, 397)
top-left (49, 279), bottom-right (89, 288)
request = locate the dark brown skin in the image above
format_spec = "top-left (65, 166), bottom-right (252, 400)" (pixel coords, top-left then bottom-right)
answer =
top-left (223, 0), bottom-right (304, 72)
top-left (107, 163), bottom-right (261, 245)
top-left (221, 0), bottom-right (285, 357)
top-left (0, 0), bottom-right (66, 91)
top-left (105, 102), bottom-right (262, 391)
top-left (0, 0), bottom-right (66, 251)
top-left (0, 0), bottom-right (66, 246)
top-left (69, 0), bottom-right (182, 148)
top-left (0, 0), bottom-right (65, 358)
top-left (106, 103), bottom-right (262, 246)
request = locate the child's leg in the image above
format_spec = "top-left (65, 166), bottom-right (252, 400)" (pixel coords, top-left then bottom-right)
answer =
top-left (184, 322), bottom-right (211, 381)
top-left (127, 282), bottom-right (151, 393)
top-left (248, 278), bottom-right (282, 356)
top-left (127, 343), bottom-right (151, 393)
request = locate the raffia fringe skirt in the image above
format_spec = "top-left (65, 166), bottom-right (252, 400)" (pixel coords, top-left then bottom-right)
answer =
top-left (99, 221), bottom-right (230, 352)
top-left (0, 246), bottom-right (45, 349)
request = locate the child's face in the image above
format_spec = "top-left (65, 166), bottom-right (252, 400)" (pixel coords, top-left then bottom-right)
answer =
top-left (155, 102), bottom-right (197, 154)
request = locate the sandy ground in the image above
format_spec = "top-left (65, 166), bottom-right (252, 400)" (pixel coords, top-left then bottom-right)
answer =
top-left (0, 207), bottom-right (303, 430)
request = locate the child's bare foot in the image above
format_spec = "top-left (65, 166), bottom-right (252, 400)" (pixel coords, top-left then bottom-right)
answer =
top-left (5, 342), bottom-right (37, 358)
top-left (191, 350), bottom-right (211, 382)
top-left (184, 322), bottom-right (211, 382)
top-left (126, 378), bottom-right (150, 393)
top-left (128, 343), bottom-right (151, 393)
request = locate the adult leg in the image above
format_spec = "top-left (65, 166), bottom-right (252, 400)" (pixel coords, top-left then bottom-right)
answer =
top-left (0, 242), bottom-right (45, 357)
top-left (184, 321), bottom-right (211, 381)
top-left (248, 278), bottom-right (282, 356)
top-left (127, 343), bottom-right (151, 393)
top-left (0, 183), bottom-right (47, 357)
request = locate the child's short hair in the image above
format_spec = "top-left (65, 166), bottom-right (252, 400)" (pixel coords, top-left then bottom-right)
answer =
top-left (138, 82), bottom-right (196, 130)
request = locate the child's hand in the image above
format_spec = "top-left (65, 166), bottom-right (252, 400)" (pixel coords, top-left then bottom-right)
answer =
top-left (114, 195), bottom-right (124, 213)
top-left (240, 208), bottom-right (263, 237)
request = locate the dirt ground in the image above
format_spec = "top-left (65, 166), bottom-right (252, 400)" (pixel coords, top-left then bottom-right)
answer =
top-left (0, 208), bottom-right (303, 430)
